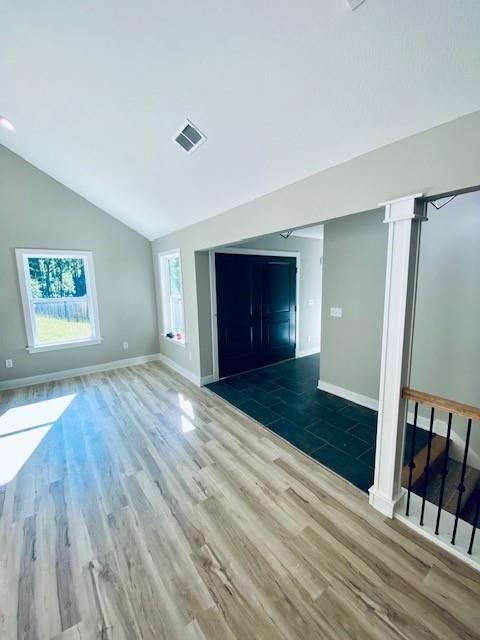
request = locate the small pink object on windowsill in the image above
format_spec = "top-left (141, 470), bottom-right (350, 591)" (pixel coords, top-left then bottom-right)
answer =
top-left (176, 332), bottom-right (183, 342)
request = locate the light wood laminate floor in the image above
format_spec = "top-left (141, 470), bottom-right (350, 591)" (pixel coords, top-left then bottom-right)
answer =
top-left (0, 362), bottom-right (479, 640)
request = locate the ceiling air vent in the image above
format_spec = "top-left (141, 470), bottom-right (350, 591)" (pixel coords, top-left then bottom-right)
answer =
top-left (174, 120), bottom-right (206, 153)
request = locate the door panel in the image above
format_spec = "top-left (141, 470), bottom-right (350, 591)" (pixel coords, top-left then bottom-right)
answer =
top-left (216, 253), bottom-right (296, 377)
top-left (264, 261), bottom-right (291, 313)
top-left (223, 326), bottom-right (254, 354)
top-left (265, 319), bottom-right (290, 348)
top-left (262, 258), bottom-right (296, 364)
top-left (216, 254), bottom-right (261, 377)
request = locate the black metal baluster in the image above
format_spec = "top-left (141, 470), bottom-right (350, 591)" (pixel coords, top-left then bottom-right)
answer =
top-left (419, 407), bottom-right (435, 526)
top-left (451, 418), bottom-right (473, 546)
top-left (467, 489), bottom-right (480, 555)
top-left (406, 402), bottom-right (419, 516)
top-left (434, 412), bottom-right (453, 535)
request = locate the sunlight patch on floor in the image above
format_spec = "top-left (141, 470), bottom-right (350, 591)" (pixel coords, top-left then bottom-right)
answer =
top-left (0, 394), bottom-right (76, 485)
top-left (0, 426), bottom-right (52, 485)
top-left (177, 393), bottom-right (195, 432)
top-left (0, 394), bottom-right (76, 437)
top-left (180, 415), bottom-right (195, 433)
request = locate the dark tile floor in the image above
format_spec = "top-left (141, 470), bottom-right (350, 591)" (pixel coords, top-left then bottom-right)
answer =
top-left (206, 353), bottom-right (429, 493)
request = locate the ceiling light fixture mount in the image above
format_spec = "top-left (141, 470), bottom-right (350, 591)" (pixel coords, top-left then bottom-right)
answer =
top-left (0, 115), bottom-right (15, 132)
top-left (345, 0), bottom-right (367, 10)
top-left (430, 195), bottom-right (457, 210)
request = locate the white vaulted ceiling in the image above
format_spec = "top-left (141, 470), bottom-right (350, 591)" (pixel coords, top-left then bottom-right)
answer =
top-left (1, 1), bottom-right (480, 239)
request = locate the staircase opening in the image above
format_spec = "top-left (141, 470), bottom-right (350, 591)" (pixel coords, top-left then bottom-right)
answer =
top-left (398, 188), bottom-right (480, 563)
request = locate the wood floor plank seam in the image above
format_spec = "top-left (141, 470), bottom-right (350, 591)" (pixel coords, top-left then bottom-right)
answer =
top-left (0, 361), bottom-right (478, 640)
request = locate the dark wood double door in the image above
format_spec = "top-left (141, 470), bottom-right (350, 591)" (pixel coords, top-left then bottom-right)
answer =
top-left (215, 253), bottom-right (297, 378)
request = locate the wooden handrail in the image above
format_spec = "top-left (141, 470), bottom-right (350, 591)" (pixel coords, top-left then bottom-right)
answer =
top-left (402, 388), bottom-right (480, 421)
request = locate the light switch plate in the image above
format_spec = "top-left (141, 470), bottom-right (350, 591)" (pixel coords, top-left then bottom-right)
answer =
top-left (330, 307), bottom-right (343, 318)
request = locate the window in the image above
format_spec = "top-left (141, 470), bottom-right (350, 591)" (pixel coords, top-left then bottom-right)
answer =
top-left (159, 250), bottom-right (185, 345)
top-left (16, 249), bottom-right (101, 353)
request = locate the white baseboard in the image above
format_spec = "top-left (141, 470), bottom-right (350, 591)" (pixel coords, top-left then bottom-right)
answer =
top-left (157, 353), bottom-right (208, 387)
top-left (368, 485), bottom-right (404, 518)
top-left (297, 347), bottom-right (320, 358)
top-left (0, 354), bottom-right (162, 391)
top-left (0, 351), bottom-right (218, 393)
top-left (317, 379), bottom-right (379, 411)
top-left (395, 491), bottom-right (480, 571)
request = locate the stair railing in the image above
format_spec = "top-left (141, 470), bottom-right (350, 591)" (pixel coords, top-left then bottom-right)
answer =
top-left (402, 388), bottom-right (480, 555)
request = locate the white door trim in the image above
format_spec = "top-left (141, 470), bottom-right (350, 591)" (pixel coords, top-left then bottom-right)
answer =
top-left (209, 247), bottom-right (301, 381)
top-left (209, 249), bottom-right (220, 381)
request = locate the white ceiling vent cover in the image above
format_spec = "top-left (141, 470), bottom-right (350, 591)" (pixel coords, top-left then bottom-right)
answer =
top-left (174, 120), bottom-right (206, 153)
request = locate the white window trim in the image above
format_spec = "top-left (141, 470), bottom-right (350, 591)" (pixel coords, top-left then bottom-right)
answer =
top-left (158, 249), bottom-right (186, 347)
top-left (160, 334), bottom-right (186, 348)
top-left (15, 248), bottom-right (102, 354)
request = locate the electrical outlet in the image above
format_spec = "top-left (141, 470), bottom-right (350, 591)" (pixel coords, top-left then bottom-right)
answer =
top-left (5, 359), bottom-right (13, 369)
top-left (123, 342), bottom-right (129, 349)
top-left (330, 307), bottom-right (343, 318)
top-left (188, 352), bottom-right (192, 361)
top-left (307, 335), bottom-right (311, 343)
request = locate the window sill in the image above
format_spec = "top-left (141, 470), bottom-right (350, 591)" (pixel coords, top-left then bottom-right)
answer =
top-left (27, 337), bottom-right (103, 354)
top-left (161, 335), bottom-right (186, 348)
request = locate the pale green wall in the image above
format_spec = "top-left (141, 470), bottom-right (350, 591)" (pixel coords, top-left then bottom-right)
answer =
top-left (195, 250), bottom-right (214, 379)
top-left (0, 145), bottom-right (159, 383)
top-left (411, 191), bottom-right (480, 407)
top-left (152, 110), bottom-right (480, 380)
top-left (320, 190), bottom-right (480, 464)
top-left (320, 192), bottom-right (480, 406)
top-left (320, 210), bottom-right (387, 399)
top-left (411, 191), bottom-right (480, 466)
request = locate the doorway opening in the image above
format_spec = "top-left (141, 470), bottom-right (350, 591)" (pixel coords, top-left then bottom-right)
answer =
top-left (212, 249), bottom-right (298, 378)
top-left (209, 226), bottom-right (323, 381)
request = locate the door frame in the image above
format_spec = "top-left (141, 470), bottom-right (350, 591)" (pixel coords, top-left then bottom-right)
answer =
top-left (209, 247), bottom-right (300, 381)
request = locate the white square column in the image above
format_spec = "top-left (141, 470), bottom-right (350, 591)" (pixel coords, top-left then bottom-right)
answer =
top-left (369, 194), bottom-right (427, 517)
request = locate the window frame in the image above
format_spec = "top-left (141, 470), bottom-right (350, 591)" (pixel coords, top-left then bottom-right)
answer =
top-left (158, 249), bottom-right (186, 347)
top-left (15, 248), bottom-right (102, 353)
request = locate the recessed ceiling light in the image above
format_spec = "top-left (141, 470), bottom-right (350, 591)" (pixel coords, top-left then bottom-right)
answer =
top-left (0, 116), bottom-right (15, 132)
